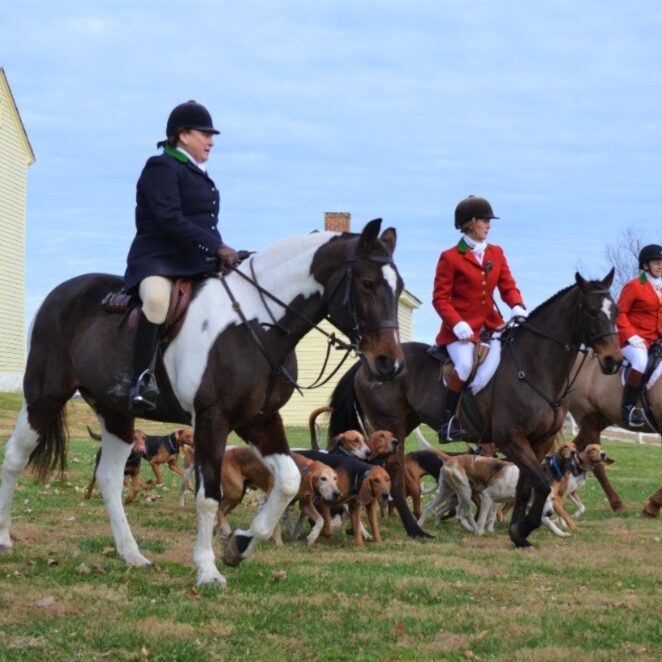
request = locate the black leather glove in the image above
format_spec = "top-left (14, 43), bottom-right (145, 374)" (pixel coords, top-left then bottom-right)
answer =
top-left (216, 244), bottom-right (239, 272)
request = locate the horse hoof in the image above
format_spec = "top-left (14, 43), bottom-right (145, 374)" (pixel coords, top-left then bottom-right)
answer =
top-left (124, 551), bottom-right (152, 567)
top-left (408, 528), bottom-right (434, 540)
top-left (196, 569), bottom-right (228, 588)
top-left (643, 504), bottom-right (659, 518)
top-left (222, 533), bottom-right (252, 567)
top-left (514, 539), bottom-right (533, 549)
top-left (612, 503), bottom-right (627, 514)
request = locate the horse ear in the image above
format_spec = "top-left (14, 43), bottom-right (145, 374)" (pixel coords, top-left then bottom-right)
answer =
top-left (358, 218), bottom-right (383, 249)
top-left (602, 267), bottom-right (615, 288)
top-left (575, 272), bottom-right (586, 287)
top-left (379, 227), bottom-right (397, 255)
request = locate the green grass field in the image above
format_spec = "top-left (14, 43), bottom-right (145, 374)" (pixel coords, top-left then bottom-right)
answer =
top-left (0, 392), bottom-right (660, 661)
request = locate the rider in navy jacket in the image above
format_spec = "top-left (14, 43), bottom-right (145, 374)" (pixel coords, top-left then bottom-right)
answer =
top-left (124, 147), bottom-right (223, 290)
top-left (123, 100), bottom-right (238, 413)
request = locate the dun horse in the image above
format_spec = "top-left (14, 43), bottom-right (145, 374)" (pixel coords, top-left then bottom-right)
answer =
top-left (567, 349), bottom-right (661, 513)
top-left (0, 219), bottom-right (404, 586)
top-left (329, 271), bottom-right (622, 547)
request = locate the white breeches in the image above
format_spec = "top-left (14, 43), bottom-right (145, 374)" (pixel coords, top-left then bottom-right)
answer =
top-left (139, 276), bottom-right (173, 324)
top-left (446, 340), bottom-right (475, 381)
top-left (622, 344), bottom-right (648, 373)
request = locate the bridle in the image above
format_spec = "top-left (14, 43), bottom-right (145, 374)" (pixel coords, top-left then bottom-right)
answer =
top-left (215, 236), bottom-right (399, 393)
top-left (323, 236), bottom-right (400, 342)
top-left (501, 284), bottom-right (617, 440)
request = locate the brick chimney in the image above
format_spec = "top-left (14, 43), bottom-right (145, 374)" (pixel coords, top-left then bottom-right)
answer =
top-left (324, 212), bottom-right (351, 232)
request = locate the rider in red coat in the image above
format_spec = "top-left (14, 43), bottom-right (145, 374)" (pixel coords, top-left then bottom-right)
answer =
top-left (433, 195), bottom-right (527, 442)
top-left (616, 243), bottom-right (662, 426)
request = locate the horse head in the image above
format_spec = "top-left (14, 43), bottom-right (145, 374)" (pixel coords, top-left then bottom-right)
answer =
top-left (316, 218), bottom-right (405, 382)
top-left (574, 268), bottom-right (622, 375)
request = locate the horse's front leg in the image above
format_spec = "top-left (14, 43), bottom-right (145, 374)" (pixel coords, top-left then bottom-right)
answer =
top-left (95, 416), bottom-right (151, 567)
top-left (192, 405), bottom-right (228, 587)
top-left (574, 413), bottom-right (625, 513)
top-left (505, 438), bottom-right (551, 548)
top-left (385, 425), bottom-right (434, 539)
top-left (223, 413), bottom-right (300, 566)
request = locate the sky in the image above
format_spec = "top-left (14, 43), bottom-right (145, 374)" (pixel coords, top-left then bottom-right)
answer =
top-left (2, 0), bottom-right (661, 344)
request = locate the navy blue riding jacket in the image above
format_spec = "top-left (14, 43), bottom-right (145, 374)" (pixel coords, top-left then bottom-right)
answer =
top-left (123, 146), bottom-right (223, 291)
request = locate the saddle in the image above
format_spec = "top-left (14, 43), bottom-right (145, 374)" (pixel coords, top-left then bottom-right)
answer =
top-left (101, 278), bottom-right (194, 344)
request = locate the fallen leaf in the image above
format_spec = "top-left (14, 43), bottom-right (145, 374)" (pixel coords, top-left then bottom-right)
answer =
top-left (272, 569), bottom-right (287, 582)
top-left (32, 596), bottom-right (56, 608)
top-left (47, 558), bottom-right (58, 566)
top-left (395, 621), bottom-right (406, 638)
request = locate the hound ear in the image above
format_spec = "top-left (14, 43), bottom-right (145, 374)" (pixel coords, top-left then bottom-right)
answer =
top-left (379, 227), bottom-right (397, 255)
top-left (328, 435), bottom-right (340, 450)
top-left (302, 470), bottom-right (315, 497)
top-left (602, 267), bottom-right (615, 288)
top-left (357, 475), bottom-right (373, 506)
top-left (603, 456), bottom-right (616, 465)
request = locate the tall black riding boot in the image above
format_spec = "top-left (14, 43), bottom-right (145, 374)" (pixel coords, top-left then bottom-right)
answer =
top-left (621, 376), bottom-right (644, 428)
top-left (128, 312), bottom-right (162, 414)
top-left (438, 383), bottom-right (466, 444)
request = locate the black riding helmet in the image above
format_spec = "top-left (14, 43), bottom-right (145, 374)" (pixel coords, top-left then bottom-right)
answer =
top-left (165, 100), bottom-right (220, 140)
top-left (454, 195), bottom-right (499, 229)
top-left (638, 244), bottom-right (662, 270)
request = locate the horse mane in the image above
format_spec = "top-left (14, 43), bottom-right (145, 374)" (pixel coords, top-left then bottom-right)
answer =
top-left (526, 282), bottom-right (576, 320)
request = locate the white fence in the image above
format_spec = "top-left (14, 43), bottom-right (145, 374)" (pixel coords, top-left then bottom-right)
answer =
top-left (563, 414), bottom-right (659, 445)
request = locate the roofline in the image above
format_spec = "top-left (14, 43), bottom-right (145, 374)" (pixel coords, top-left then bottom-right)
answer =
top-left (399, 289), bottom-right (422, 308)
top-left (0, 67), bottom-right (36, 166)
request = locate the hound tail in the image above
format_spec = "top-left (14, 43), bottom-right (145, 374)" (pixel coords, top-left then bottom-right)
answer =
top-left (413, 427), bottom-right (452, 463)
top-left (308, 406), bottom-right (332, 451)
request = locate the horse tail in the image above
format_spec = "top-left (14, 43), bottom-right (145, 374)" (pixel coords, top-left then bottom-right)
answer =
top-left (308, 406), bottom-right (332, 451)
top-left (328, 361), bottom-right (364, 439)
top-left (28, 408), bottom-right (69, 482)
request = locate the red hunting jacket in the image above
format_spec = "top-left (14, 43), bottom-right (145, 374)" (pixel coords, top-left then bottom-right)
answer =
top-left (433, 239), bottom-right (524, 346)
top-left (616, 274), bottom-right (662, 348)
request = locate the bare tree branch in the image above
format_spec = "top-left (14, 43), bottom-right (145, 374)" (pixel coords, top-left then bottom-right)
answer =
top-left (604, 227), bottom-right (650, 298)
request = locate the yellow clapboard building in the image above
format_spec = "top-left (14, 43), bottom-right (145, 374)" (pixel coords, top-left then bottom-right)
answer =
top-left (0, 68), bottom-right (35, 391)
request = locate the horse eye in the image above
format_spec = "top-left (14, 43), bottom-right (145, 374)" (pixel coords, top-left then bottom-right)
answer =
top-left (360, 279), bottom-right (374, 290)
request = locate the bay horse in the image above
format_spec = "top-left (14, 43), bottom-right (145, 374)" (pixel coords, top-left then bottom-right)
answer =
top-left (329, 271), bottom-right (622, 547)
top-left (567, 349), bottom-right (661, 513)
top-left (0, 219), bottom-right (405, 587)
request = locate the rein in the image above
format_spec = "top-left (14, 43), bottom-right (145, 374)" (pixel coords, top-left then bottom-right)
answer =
top-left (217, 237), bottom-right (397, 394)
top-left (500, 286), bottom-right (610, 440)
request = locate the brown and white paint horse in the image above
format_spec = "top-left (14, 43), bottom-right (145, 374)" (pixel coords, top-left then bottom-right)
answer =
top-left (0, 219), bottom-right (404, 586)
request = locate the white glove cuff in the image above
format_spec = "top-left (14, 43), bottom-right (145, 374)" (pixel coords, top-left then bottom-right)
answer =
top-left (511, 305), bottom-right (528, 318)
top-left (453, 321), bottom-right (473, 340)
